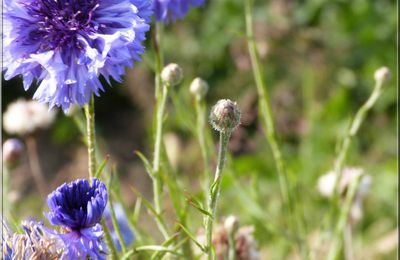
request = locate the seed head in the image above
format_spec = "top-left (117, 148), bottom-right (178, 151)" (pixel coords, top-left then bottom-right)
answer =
top-left (224, 215), bottom-right (239, 234)
top-left (210, 99), bottom-right (241, 133)
top-left (374, 67), bottom-right (391, 83)
top-left (161, 63), bottom-right (183, 87)
top-left (190, 77), bottom-right (209, 100)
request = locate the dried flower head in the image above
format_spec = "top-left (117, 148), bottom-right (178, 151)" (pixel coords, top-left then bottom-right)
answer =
top-left (153, 0), bottom-right (205, 23)
top-left (317, 167), bottom-right (372, 222)
top-left (374, 66), bottom-right (391, 83)
top-left (161, 63), bottom-right (183, 87)
top-left (210, 99), bottom-right (241, 133)
top-left (3, 0), bottom-right (152, 111)
top-left (3, 99), bottom-right (56, 136)
top-left (2, 220), bottom-right (63, 260)
top-left (46, 178), bottom-right (108, 259)
top-left (3, 138), bottom-right (24, 167)
top-left (224, 215), bottom-right (239, 235)
top-left (197, 221), bottom-right (259, 260)
top-left (190, 77), bottom-right (209, 100)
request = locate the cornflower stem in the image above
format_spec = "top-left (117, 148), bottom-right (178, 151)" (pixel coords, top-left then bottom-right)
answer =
top-left (205, 131), bottom-right (231, 260)
top-left (330, 78), bottom-right (385, 213)
top-left (244, 0), bottom-right (307, 257)
top-left (344, 223), bottom-right (354, 260)
top-left (26, 136), bottom-right (46, 196)
top-left (84, 94), bottom-right (97, 180)
top-left (151, 20), bottom-right (171, 240)
top-left (194, 97), bottom-right (212, 199)
top-left (3, 166), bottom-right (10, 217)
top-left (101, 218), bottom-right (118, 259)
top-left (227, 229), bottom-right (237, 260)
top-left (108, 196), bottom-right (128, 253)
top-left (326, 175), bottom-right (361, 260)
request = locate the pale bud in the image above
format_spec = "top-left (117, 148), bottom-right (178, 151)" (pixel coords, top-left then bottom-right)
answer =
top-left (190, 77), bottom-right (209, 99)
top-left (224, 215), bottom-right (239, 234)
top-left (3, 138), bottom-right (24, 167)
top-left (161, 63), bottom-right (183, 87)
top-left (210, 99), bottom-right (241, 133)
top-left (374, 66), bottom-right (391, 83)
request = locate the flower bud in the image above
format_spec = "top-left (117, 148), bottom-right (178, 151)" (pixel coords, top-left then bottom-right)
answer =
top-left (224, 215), bottom-right (239, 234)
top-left (161, 63), bottom-right (183, 87)
top-left (3, 138), bottom-right (24, 167)
top-left (190, 77), bottom-right (209, 99)
top-left (374, 66), bottom-right (391, 83)
top-left (210, 99), bottom-right (241, 133)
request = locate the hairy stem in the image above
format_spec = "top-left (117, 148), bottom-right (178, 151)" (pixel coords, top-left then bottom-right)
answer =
top-left (205, 132), bottom-right (230, 260)
top-left (84, 94), bottom-right (97, 180)
top-left (26, 136), bottom-right (46, 196)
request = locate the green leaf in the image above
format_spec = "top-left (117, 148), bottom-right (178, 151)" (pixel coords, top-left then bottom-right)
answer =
top-left (94, 154), bottom-right (109, 179)
top-left (185, 193), bottom-right (213, 218)
top-left (177, 223), bottom-right (206, 252)
top-left (135, 150), bottom-right (154, 178)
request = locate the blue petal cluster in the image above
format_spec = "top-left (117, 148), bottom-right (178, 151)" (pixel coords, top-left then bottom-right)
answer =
top-left (46, 178), bottom-right (108, 259)
top-left (153, 0), bottom-right (204, 23)
top-left (104, 203), bottom-right (135, 251)
top-left (3, 0), bottom-right (152, 111)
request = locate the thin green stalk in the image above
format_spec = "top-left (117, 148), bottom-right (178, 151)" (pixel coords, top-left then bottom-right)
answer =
top-left (154, 22), bottom-right (164, 99)
top-left (152, 83), bottom-right (170, 239)
top-left (330, 78), bottom-right (386, 211)
top-left (84, 94), bottom-right (97, 179)
top-left (195, 98), bottom-right (212, 198)
top-left (326, 175), bottom-right (361, 260)
top-left (26, 136), bottom-right (47, 196)
top-left (227, 230), bottom-right (237, 260)
top-left (244, 0), bottom-right (307, 257)
top-left (205, 132), bottom-right (231, 260)
top-left (108, 197), bottom-right (128, 253)
top-left (101, 218), bottom-right (119, 259)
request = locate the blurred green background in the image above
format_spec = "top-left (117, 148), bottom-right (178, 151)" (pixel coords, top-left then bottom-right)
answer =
top-left (2, 0), bottom-right (397, 258)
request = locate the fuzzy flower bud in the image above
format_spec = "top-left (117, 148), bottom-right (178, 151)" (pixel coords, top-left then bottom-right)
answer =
top-left (224, 215), bottom-right (239, 234)
top-left (190, 77), bottom-right (209, 99)
top-left (161, 63), bottom-right (183, 87)
top-left (3, 138), bottom-right (24, 167)
top-left (210, 99), bottom-right (241, 133)
top-left (374, 67), bottom-right (391, 83)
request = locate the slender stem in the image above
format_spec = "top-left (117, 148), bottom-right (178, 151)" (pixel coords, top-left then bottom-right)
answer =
top-left (108, 197), bottom-right (128, 253)
top-left (326, 175), bottom-right (361, 260)
top-left (227, 229), bottom-right (237, 260)
top-left (3, 165), bottom-right (10, 217)
top-left (244, 0), bottom-right (307, 257)
top-left (151, 19), bottom-right (171, 240)
top-left (195, 98), bottom-right (212, 199)
top-left (330, 79), bottom-right (385, 210)
top-left (25, 136), bottom-right (46, 196)
top-left (205, 132), bottom-right (231, 260)
top-left (84, 94), bottom-right (97, 179)
top-left (101, 218), bottom-right (118, 259)
top-left (343, 223), bottom-right (354, 260)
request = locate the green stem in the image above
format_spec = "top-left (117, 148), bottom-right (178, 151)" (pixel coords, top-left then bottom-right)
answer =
top-left (195, 98), bottom-right (212, 199)
top-left (205, 132), bottom-right (231, 260)
top-left (154, 22), bottom-right (164, 99)
top-left (330, 79), bottom-right (385, 210)
top-left (244, 0), bottom-right (307, 257)
top-left (326, 175), bottom-right (361, 260)
top-left (227, 230), bottom-right (237, 260)
top-left (26, 136), bottom-right (47, 196)
top-left (84, 94), bottom-right (97, 179)
top-left (101, 218), bottom-right (119, 259)
top-left (108, 196), bottom-right (128, 253)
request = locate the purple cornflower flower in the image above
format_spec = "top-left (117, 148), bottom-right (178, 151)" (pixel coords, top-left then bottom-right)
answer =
top-left (46, 178), bottom-right (108, 259)
top-left (3, 0), bottom-right (152, 111)
top-left (104, 203), bottom-right (135, 251)
top-left (153, 0), bottom-right (205, 23)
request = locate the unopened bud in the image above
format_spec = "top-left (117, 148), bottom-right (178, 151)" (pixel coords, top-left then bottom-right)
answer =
top-left (224, 215), bottom-right (239, 234)
top-left (3, 138), bottom-right (24, 167)
top-left (161, 63), bottom-right (183, 87)
top-left (374, 67), bottom-right (391, 83)
top-left (210, 99), bottom-right (241, 133)
top-left (190, 77), bottom-right (209, 99)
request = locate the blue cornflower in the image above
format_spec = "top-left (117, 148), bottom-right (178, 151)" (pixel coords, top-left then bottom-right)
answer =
top-left (46, 178), bottom-right (108, 259)
top-left (153, 0), bottom-right (205, 23)
top-left (104, 203), bottom-right (135, 251)
top-left (3, 0), bottom-right (152, 111)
